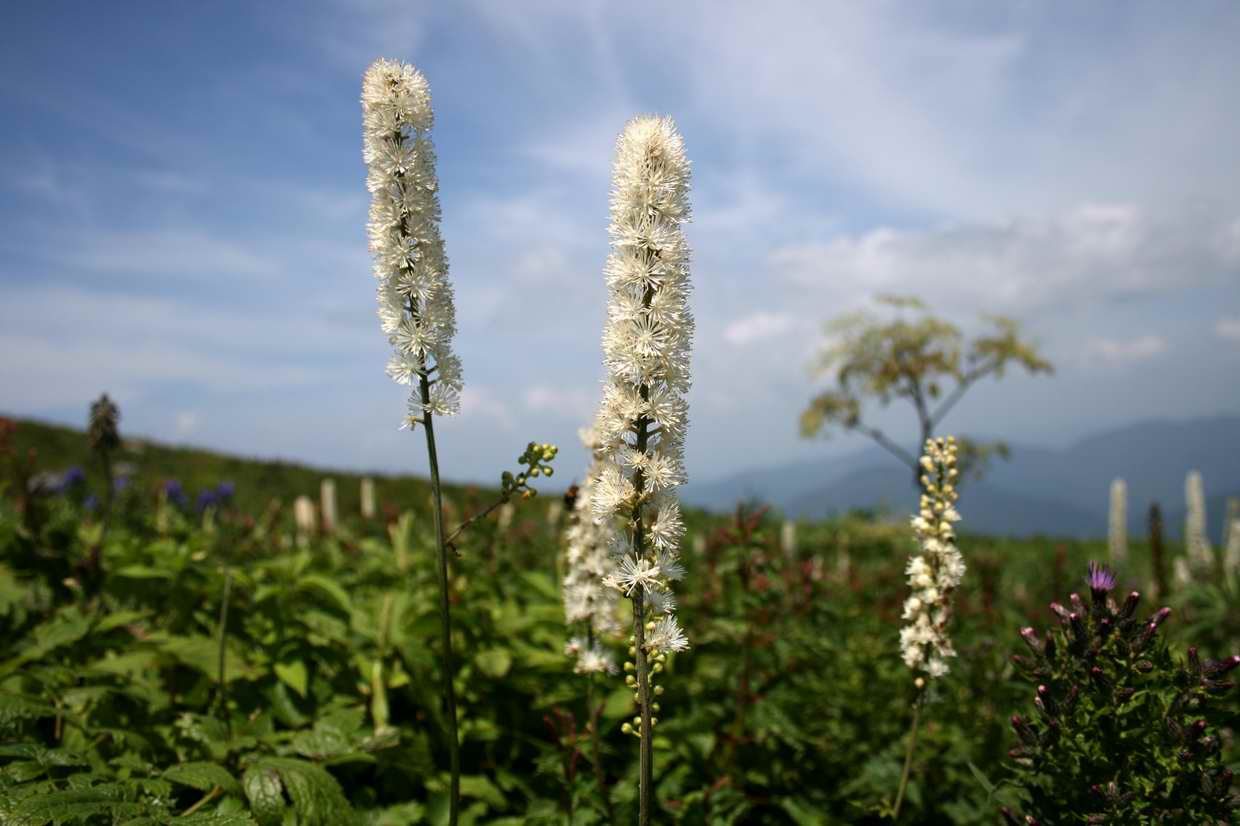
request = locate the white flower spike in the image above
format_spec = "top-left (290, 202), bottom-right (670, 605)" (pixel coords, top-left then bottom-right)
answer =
top-left (900, 436), bottom-right (965, 680)
top-left (362, 59), bottom-right (461, 429)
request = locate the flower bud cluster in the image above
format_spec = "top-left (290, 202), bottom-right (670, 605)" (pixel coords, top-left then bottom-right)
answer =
top-left (361, 59), bottom-right (462, 429)
top-left (900, 436), bottom-right (965, 679)
top-left (501, 442), bottom-right (558, 502)
top-left (620, 628), bottom-right (669, 739)
top-left (1005, 562), bottom-right (1239, 822)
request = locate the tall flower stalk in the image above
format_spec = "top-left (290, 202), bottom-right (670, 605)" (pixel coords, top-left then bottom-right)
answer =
top-left (362, 58), bottom-right (464, 825)
top-left (894, 436), bottom-right (965, 818)
top-left (590, 115), bottom-right (693, 825)
top-left (1108, 478), bottom-right (1127, 566)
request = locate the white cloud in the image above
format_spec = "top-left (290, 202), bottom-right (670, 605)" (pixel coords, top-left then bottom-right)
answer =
top-left (1085, 335), bottom-right (1168, 365)
top-left (458, 386), bottom-right (516, 431)
top-left (1217, 317), bottom-right (1240, 343)
top-left (772, 204), bottom-right (1239, 314)
top-left (523, 384), bottom-right (597, 418)
top-left (723, 312), bottom-right (793, 346)
top-left (175, 411), bottom-right (201, 436)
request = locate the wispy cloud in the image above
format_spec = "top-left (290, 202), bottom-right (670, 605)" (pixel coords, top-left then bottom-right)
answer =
top-left (723, 312), bottom-right (793, 346)
top-left (1084, 335), bottom-right (1168, 365)
top-left (1217, 317), bottom-right (1240, 344)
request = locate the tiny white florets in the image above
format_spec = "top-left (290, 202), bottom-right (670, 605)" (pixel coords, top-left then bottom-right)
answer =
top-left (901, 436), bottom-right (965, 681)
top-left (588, 116), bottom-right (694, 720)
top-left (362, 58), bottom-right (461, 429)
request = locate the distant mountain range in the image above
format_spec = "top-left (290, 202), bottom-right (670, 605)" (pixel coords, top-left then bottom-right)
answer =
top-left (681, 416), bottom-right (1240, 541)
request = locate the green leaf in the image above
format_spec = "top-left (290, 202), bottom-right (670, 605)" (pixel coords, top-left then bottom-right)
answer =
top-left (458, 774), bottom-right (507, 809)
top-left (473, 648), bottom-right (512, 679)
top-left (164, 761), bottom-right (241, 796)
top-left (274, 660), bottom-right (309, 698)
top-left (245, 757), bottom-right (355, 826)
top-left (966, 760), bottom-right (996, 800)
top-left (113, 564), bottom-right (174, 580)
top-left (296, 574), bottom-right (353, 617)
top-left (243, 766), bottom-right (286, 826)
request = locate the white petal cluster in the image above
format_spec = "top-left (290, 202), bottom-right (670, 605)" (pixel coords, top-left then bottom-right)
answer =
top-left (1108, 478), bottom-right (1127, 566)
top-left (564, 636), bottom-right (617, 676)
top-left (562, 430), bottom-right (623, 656)
top-left (362, 59), bottom-right (461, 428)
top-left (589, 116), bottom-right (693, 658)
top-left (900, 437), bottom-right (966, 680)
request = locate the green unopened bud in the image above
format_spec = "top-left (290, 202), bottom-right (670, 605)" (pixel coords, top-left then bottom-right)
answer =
top-left (621, 722), bottom-right (633, 735)
top-left (624, 661), bottom-right (634, 672)
top-left (543, 467), bottom-right (554, 477)
top-left (629, 646), bottom-right (637, 656)
top-left (653, 663), bottom-right (664, 673)
top-left (652, 703), bottom-right (661, 712)
top-left (625, 675), bottom-right (636, 687)
top-left (654, 685), bottom-right (664, 696)
top-left (632, 716), bottom-right (642, 727)
top-left (650, 717), bottom-right (658, 727)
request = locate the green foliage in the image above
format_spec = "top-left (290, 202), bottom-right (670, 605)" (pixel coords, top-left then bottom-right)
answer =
top-left (1002, 565), bottom-right (1240, 823)
top-left (1, 418), bottom-right (1237, 823)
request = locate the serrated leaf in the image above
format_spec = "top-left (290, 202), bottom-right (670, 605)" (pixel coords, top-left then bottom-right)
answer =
top-left (243, 765), bottom-right (285, 826)
top-left (164, 761), bottom-right (241, 796)
top-left (246, 757), bottom-right (355, 826)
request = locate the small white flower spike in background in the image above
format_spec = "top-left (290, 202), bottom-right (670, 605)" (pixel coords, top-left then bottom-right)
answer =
top-left (1184, 470), bottom-right (1212, 574)
top-left (894, 435), bottom-right (966, 818)
top-left (562, 429), bottom-right (621, 675)
top-left (1108, 478), bottom-right (1127, 566)
top-left (901, 436), bottom-right (966, 680)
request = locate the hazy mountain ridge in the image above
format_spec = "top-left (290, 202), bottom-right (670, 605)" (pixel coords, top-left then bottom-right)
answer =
top-left (682, 416), bottom-right (1240, 540)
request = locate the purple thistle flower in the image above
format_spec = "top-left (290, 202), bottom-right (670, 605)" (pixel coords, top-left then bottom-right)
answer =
top-left (1085, 561), bottom-right (1116, 594)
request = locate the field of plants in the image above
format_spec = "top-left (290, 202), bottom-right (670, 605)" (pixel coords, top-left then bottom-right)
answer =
top-left (1, 415), bottom-right (1238, 825)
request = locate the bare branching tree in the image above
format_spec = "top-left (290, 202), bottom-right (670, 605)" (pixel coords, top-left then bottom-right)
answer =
top-left (799, 295), bottom-right (1053, 485)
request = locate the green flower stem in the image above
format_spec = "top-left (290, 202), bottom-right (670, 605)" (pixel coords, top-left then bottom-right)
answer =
top-left (586, 649), bottom-right (615, 825)
top-left (420, 373), bottom-right (460, 826)
top-left (893, 697), bottom-right (922, 820)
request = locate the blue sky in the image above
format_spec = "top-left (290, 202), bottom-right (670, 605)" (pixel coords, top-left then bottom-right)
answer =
top-left (2, 1), bottom-right (1238, 485)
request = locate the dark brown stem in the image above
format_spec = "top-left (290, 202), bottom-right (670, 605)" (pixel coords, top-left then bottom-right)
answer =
top-left (444, 495), bottom-right (508, 553)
